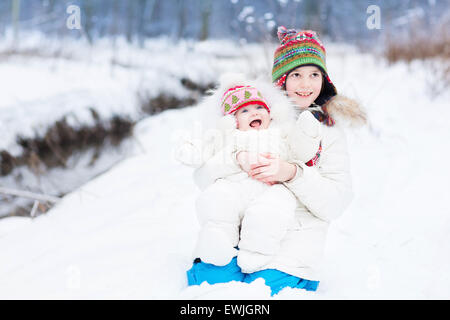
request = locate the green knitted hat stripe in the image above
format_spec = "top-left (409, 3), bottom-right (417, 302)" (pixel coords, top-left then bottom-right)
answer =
top-left (275, 43), bottom-right (326, 63)
top-left (272, 56), bottom-right (327, 82)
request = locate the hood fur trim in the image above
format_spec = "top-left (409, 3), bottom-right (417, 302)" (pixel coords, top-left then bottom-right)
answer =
top-left (325, 95), bottom-right (367, 128)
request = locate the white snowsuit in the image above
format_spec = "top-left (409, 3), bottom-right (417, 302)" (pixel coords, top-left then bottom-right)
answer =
top-left (176, 74), bottom-right (322, 271)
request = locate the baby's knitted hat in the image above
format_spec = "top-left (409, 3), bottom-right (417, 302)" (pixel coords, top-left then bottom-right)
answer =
top-left (272, 26), bottom-right (337, 105)
top-left (221, 85), bottom-right (270, 115)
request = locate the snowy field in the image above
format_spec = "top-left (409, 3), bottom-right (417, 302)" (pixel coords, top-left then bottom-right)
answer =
top-left (0, 36), bottom-right (449, 299)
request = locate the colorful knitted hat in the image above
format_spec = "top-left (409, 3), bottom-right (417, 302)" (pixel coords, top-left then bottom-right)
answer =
top-left (221, 85), bottom-right (270, 115)
top-left (272, 26), bottom-right (337, 106)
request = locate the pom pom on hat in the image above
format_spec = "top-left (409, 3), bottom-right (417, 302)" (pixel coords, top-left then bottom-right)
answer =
top-left (277, 26), bottom-right (297, 43)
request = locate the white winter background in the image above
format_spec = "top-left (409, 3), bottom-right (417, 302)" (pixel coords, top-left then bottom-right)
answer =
top-left (0, 33), bottom-right (449, 300)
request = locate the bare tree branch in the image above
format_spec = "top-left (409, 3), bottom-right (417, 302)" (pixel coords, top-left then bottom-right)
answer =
top-left (30, 200), bottom-right (40, 218)
top-left (0, 187), bottom-right (60, 204)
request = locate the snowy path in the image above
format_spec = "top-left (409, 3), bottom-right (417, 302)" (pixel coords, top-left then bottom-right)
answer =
top-left (1, 50), bottom-right (449, 299)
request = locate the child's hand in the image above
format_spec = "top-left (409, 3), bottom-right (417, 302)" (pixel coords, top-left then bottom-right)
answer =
top-left (236, 151), bottom-right (270, 174)
top-left (248, 153), bottom-right (297, 184)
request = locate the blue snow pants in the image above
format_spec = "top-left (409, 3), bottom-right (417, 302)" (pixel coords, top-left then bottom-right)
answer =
top-left (186, 257), bottom-right (319, 295)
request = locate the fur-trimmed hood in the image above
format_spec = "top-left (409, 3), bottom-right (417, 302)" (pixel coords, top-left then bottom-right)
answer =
top-left (324, 95), bottom-right (367, 128)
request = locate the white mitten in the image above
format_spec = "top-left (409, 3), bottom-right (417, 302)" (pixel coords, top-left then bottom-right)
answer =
top-left (296, 110), bottom-right (321, 138)
top-left (288, 111), bottom-right (322, 163)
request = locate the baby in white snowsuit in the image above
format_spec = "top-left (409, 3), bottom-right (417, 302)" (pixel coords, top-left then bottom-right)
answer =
top-left (176, 74), bottom-right (322, 272)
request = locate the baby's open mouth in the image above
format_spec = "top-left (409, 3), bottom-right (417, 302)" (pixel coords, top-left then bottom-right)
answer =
top-left (295, 91), bottom-right (313, 97)
top-left (249, 119), bottom-right (262, 128)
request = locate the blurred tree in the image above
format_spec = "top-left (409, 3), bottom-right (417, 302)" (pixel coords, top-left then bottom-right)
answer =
top-left (12, 0), bottom-right (20, 46)
top-left (199, 0), bottom-right (212, 40)
top-left (321, 1), bottom-right (332, 37)
top-left (126, 1), bottom-right (135, 43)
top-left (136, 0), bottom-right (149, 45)
top-left (81, 0), bottom-right (94, 43)
top-left (176, 0), bottom-right (186, 39)
top-left (303, 0), bottom-right (322, 33)
top-left (109, 0), bottom-right (119, 37)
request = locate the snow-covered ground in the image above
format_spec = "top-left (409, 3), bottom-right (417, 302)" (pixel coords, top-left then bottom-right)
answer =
top-left (0, 36), bottom-right (449, 299)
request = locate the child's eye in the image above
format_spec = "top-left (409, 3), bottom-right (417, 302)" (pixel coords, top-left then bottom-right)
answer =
top-left (311, 72), bottom-right (320, 77)
top-left (290, 72), bottom-right (301, 78)
top-left (241, 109), bottom-right (248, 113)
top-left (257, 106), bottom-right (263, 109)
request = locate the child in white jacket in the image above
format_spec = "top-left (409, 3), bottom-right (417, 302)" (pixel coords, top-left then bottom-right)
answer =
top-left (176, 73), bottom-right (322, 272)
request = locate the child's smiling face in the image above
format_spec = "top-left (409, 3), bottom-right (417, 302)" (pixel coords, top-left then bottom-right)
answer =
top-left (285, 65), bottom-right (323, 110)
top-left (234, 104), bottom-right (270, 131)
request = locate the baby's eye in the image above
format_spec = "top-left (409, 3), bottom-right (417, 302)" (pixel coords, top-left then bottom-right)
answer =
top-left (241, 109), bottom-right (248, 113)
top-left (257, 106), bottom-right (263, 109)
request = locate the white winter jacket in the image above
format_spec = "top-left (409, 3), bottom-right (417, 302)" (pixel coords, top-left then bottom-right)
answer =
top-left (193, 94), bottom-right (367, 280)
